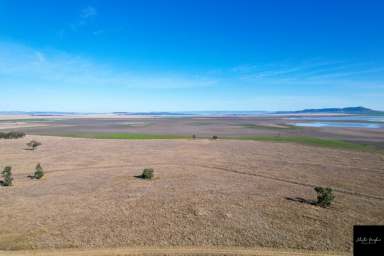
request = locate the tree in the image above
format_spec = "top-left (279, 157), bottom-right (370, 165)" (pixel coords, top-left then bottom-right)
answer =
top-left (34, 163), bottom-right (44, 179)
top-left (141, 168), bottom-right (154, 180)
top-left (27, 140), bottom-right (42, 150)
top-left (1, 166), bottom-right (13, 186)
top-left (0, 131), bottom-right (25, 139)
top-left (314, 186), bottom-right (335, 207)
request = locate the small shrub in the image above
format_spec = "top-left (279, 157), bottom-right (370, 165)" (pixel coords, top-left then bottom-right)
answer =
top-left (0, 131), bottom-right (25, 139)
top-left (1, 166), bottom-right (13, 186)
top-left (141, 168), bottom-right (154, 180)
top-left (192, 134), bottom-right (196, 139)
top-left (34, 163), bottom-right (44, 179)
top-left (27, 140), bottom-right (42, 150)
top-left (314, 186), bottom-right (335, 207)
top-left (212, 135), bottom-right (218, 140)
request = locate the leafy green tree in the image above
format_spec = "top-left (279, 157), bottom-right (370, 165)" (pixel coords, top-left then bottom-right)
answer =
top-left (34, 163), bottom-right (44, 179)
top-left (314, 186), bottom-right (335, 207)
top-left (0, 131), bottom-right (25, 139)
top-left (141, 168), bottom-right (154, 179)
top-left (1, 166), bottom-right (13, 186)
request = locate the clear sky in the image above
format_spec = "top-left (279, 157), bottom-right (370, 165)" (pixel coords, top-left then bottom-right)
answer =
top-left (0, 0), bottom-right (383, 112)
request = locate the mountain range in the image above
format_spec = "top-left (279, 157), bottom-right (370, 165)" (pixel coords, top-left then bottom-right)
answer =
top-left (275, 106), bottom-right (383, 115)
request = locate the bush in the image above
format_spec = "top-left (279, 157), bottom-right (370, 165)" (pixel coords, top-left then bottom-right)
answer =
top-left (314, 186), bottom-right (335, 207)
top-left (0, 131), bottom-right (25, 139)
top-left (141, 168), bottom-right (154, 180)
top-left (1, 166), bottom-right (13, 186)
top-left (34, 163), bottom-right (44, 179)
top-left (212, 135), bottom-right (218, 140)
top-left (192, 134), bottom-right (196, 139)
top-left (27, 140), bottom-right (42, 150)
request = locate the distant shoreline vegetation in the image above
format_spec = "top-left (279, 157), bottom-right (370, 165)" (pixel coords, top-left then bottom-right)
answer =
top-left (0, 131), bottom-right (25, 139)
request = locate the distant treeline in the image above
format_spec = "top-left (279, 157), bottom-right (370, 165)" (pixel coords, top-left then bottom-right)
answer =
top-left (0, 131), bottom-right (25, 139)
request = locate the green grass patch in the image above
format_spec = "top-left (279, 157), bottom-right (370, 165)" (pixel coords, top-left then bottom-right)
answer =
top-left (189, 122), bottom-right (217, 126)
top-left (233, 135), bottom-right (378, 151)
top-left (60, 133), bottom-right (190, 140)
top-left (41, 132), bottom-right (380, 152)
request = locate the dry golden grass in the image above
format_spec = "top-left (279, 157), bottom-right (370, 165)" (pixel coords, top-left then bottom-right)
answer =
top-left (0, 247), bottom-right (350, 256)
top-left (0, 136), bottom-right (383, 253)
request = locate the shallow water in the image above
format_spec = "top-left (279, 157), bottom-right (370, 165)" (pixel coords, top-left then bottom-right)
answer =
top-left (289, 115), bottom-right (384, 122)
top-left (294, 122), bottom-right (382, 129)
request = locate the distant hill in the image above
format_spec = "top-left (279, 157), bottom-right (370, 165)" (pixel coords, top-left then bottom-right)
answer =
top-left (275, 106), bottom-right (384, 115)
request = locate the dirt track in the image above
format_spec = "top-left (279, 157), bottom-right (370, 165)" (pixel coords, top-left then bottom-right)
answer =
top-left (0, 136), bottom-right (383, 252)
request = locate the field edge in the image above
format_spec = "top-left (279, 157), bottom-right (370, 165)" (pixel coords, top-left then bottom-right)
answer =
top-left (0, 247), bottom-right (351, 256)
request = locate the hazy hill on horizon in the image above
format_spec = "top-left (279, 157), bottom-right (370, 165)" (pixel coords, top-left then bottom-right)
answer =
top-left (275, 106), bottom-right (384, 115)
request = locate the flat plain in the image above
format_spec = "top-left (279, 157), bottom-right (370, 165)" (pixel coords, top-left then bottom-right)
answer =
top-left (1, 115), bottom-right (383, 255)
top-left (2, 115), bottom-right (384, 147)
top-left (0, 127), bottom-right (383, 254)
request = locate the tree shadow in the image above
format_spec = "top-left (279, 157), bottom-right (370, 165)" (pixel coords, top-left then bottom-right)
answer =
top-left (285, 197), bottom-right (316, 206)
top-left (133, 175), bottom-right (158, 180)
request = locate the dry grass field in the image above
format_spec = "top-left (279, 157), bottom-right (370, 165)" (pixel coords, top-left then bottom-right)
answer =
top-left (0, 247), bottom-right (349, 256)
top-left (0, 135), bottom-right (383, 255)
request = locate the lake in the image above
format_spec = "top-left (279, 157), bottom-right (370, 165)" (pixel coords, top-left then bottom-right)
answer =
top-left (294, 122), bottom-right (382, 128)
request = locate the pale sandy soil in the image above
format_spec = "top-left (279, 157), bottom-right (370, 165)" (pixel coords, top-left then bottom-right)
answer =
top-left (0, 115), bottom-right (71, 120)
top-left (0, 123), bottom-right (54, 130)
top-left (0, 136), bottom-right (383, 253)
top-left (0, 114), bottom-right (157, 121)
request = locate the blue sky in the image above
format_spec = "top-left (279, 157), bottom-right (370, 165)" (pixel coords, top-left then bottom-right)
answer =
top-left (0, 0), bottom-right (384, 112)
